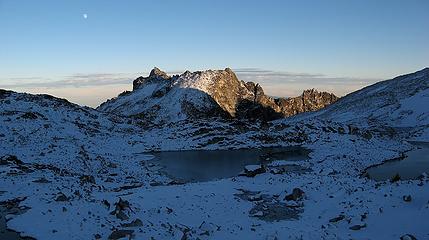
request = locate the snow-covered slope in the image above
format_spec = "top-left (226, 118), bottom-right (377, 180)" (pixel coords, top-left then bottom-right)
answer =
top-left (288, 67), bottom-right (429, 140)
top-left (315, 68), bottom-right (429, 126)
top-left (98, 68), bottom-right (241, 123)
top-left (0, 89), bottom-right (169, 181)
top-left (1, 68), bottom-right (428, 240)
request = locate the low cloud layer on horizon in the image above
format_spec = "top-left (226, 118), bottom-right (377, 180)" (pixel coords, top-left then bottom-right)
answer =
top-left (0, 68), bottom-right (380, 107)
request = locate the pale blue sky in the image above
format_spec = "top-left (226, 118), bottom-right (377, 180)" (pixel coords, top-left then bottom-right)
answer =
top-left (0, 0), bottom-right (428, 106)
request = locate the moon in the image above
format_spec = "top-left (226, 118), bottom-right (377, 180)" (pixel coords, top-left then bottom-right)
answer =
top-left (83, 14), bottom-right (88, 19)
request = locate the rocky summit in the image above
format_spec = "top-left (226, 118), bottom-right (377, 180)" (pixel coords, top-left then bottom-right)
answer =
top-left (98, 67), bottom-right (338, 122)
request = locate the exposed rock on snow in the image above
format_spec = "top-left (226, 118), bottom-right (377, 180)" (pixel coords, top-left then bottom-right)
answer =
top-left (54, 192), bottom-right (69, 202)
top-left (349, 224), bottom-right (366, 230)
top-left (402, 195), bottom-right (412, 202)
top-left (110, 198), bottom-right (131, 221)
top-left (400, 234), bottom-right (418, 240)
top-left (329, 214), bottom-right (345, 223)
top-left (243, 164), bottom-right (266, 177)
top-left (284, 188), bottom-right (305, 201)
top-left (108, 229), bottom-right (134, 240)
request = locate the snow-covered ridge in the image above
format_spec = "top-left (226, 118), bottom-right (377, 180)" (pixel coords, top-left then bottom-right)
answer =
top-left (97, 67), bottom-right (338, 123)
top-left (297, 68), bottom-right (429, 129)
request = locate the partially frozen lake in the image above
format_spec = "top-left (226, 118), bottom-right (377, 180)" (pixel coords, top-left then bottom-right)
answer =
top-left (366, 141), bottom-right (429, 181)
top-left (151, 146), bottom-right (310, 182)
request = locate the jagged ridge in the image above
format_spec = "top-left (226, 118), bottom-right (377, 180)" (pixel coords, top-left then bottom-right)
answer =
top-left (97, 68), bottom-right (338, 122)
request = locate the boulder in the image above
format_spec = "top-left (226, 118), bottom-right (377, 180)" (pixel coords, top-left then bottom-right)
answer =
top-left (55, 192), bottom-right (69, 202)
top-left (349, 224), bottom-right (366, 230)
top-left (108, 229), bottom-right (134, 240)
top-left (403, 195), bottom-right (412, 202)
top-left (284, 188), bottom-right (305, 201)
top-left (400, 234), bottom-right (417, 240)
top-left (243, 164), bottom-right (266, 177)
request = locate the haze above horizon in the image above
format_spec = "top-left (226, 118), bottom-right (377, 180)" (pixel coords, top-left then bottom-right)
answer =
top-left (0, 0), bottom-right (428, 107)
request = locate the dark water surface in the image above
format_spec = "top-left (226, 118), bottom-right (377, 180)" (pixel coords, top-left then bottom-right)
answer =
top-left (151, 146), bottom-right (310, 182)
top-left (366, 141), bottom-right (429, 181)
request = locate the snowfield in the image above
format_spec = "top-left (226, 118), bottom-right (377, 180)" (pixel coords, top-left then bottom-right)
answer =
top-left (0, 68), bottom-right (428, 240)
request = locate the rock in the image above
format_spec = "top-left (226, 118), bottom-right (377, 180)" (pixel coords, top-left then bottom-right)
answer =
top-left (102, 199), bottom-right (110, 209)
top-left (250, 211), bottom-right (264, 217)
top-left (20, 112), bottom-right (40, 119)
top-left (0, 155), bottom-right (24, 165)
top-left (243, 164), bottom-right (266, 177)
top-left (0, 196), bottom-right (27, 209)
top-left (391, 173), bottom-right (401, 182)
top-left (112, 183), bottom-right (143, 192)
top-left (108, 229), bottom-right (134, 240)
top-left (198, 221), bottom-right (219, 233)
top-left (116, 198), bottom-right (130, 210)
top-left (32, 177), bottom-right (52, 183)
top-left (248, 194), bottom-right (263, 202)
top-left (80, 175), bottom-right (96, 184)
top-left (115, 210), bottom-right (129, 221)
top-left (403, 195), bottom-right (412, 202)
top-left (400, 234), bottom-right (417, 240)
top-left (55, 192), bottom-right (69, 202)
top-left (275, 89), bottom-right (338, 117)
top-left (284, 188), bottom-right (305, 201)
top-left (349, 224), bottom-right (366, 230)
top-left (132, 67), bottom-right (171, 90)
top-left (270, 168), bottom-right (285, 175)
top-left (329, 215), bottom-right (345, 223)
top-left (121, 219), bottom-right (143, 227)
top-left (167, 180), bottom-right (185, 185)
top-left (110, 198), bottom-right (131, 220)
top-left (418, 172), bottom-right (428, 180)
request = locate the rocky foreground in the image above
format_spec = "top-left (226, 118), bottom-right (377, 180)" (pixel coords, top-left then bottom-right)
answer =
top-left (0, 68), bottom-right (428, 239)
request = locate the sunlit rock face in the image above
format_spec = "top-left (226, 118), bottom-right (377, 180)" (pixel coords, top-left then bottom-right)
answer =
top-left (275, 89), bottom-right (338, 117)
top-left (98, 67), bottom-right (338, 123)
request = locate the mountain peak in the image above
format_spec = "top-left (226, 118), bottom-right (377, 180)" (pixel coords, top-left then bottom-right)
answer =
top-left (101, 67), bottom-right (339, 122)
top-left (149, 67), bottom-right (170, 79)
top-left (133, 67), bottom-right (171, 90)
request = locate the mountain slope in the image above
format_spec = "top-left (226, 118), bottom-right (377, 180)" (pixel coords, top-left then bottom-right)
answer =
top-left (314, 68), bottom-right (429, 126)
top-left (97, 68), bottom-right (337, 123)
top-left (1, 69), bottom-right (429, 240)
top-left (288, 67), bottom-right (429, 140)
top-left (0, 89), bottom-right (142, 172)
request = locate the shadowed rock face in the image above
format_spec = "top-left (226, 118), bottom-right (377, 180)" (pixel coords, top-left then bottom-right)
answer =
top-left (99, 67), bottom-right (338, 122)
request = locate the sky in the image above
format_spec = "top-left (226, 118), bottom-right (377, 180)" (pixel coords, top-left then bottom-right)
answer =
top-left (0, 0), bottom-right (428, 107)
